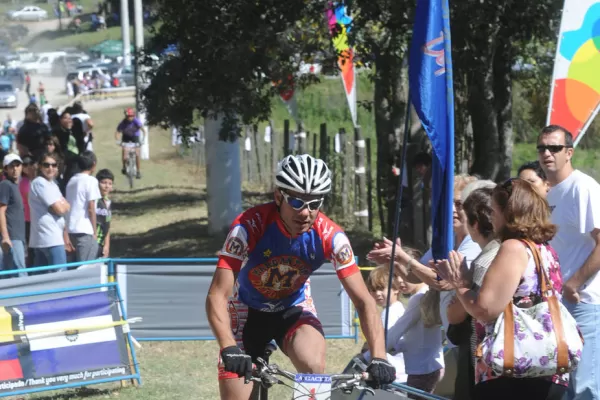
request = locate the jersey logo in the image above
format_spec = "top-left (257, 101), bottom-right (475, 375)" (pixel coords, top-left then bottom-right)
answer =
top-left (225, 236), bottom-right (245, 257)
top-left (317, 217), bottom-right (334, 241)
top-left (248, 256), bottom-right (311, 299)
top-left (336, 244), bottom-right (354, 266)
top-left (263, 249), bottom-right (272, 258)
top-left (246, 218), bottom-right (258, 233)
top-left (228, 301), bottom-right (240, 334)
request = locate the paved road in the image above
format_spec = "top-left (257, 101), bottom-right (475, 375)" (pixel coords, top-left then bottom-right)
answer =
top-left (12, 75), bottom-right (134, 115)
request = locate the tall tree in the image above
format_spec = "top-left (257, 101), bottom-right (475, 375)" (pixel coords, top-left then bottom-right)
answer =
top-left (451, 0), bottom-right (562, 181)
top-left (143, 0), bottom-right (562, 233)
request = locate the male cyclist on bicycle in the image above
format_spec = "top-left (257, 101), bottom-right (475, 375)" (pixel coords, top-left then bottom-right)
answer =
top-left (114, 108), bottom-right (146, 179)
top-left (207, 154), bottom-right (396, 400)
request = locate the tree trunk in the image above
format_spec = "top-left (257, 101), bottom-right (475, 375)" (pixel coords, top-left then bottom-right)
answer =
top-left (373, 51), bottom-right (407, 238)
top-left (205, 114), bottom-right (242, 234)
top-left (454, 72), bottom-right (473, 174)
top-left (494, 32), bottom-right (514, 182)
top-left (468, 60), bottom-right (501, 180)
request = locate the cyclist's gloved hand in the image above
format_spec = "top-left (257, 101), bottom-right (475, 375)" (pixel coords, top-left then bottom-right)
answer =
top-left (220, 345), bottom-right (252, 382)
top-left (366, 357), bottom-right (396, 388)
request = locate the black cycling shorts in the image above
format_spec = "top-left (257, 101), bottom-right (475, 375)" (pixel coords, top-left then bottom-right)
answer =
top-left (218, 297), bottom-right (324, 380)
top-left (122, 135), bottom-right (140, 144)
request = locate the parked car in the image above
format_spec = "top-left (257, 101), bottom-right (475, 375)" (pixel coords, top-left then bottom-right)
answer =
top-left (51, 53), bottom-right (90, 76)
top-left (21, 52), bottom-right (67, 75)
top-left (6, 6), bottom-right (48, 21)
top-left (76, 58), bottom-right (114, 69)
top-left (66, 66), bottom-right (110, 84)
top-left (0, 82), bottom-right (17, 109)
top-left (0, 68), bottom-right (25, 91)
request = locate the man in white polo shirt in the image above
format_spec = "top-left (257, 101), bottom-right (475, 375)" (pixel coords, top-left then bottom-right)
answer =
top-left (538, 125), bottom-right (600, 400)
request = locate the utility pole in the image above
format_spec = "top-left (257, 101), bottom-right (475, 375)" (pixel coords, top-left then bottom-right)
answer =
top-left (120, 0), bottom-right (131, 67)
top-left (133, 0), bottom-right (149, 159)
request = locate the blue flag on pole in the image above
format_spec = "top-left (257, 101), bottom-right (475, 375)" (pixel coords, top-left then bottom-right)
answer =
top-left (408, 0), bottom-right (455, 260)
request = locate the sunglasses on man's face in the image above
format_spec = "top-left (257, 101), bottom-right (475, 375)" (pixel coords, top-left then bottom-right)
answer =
top-left (41, 162), bottom-right (58, 169)
top-left (280, 190), bottom-right (324, 211)
top-left (536, 144), bottom-right (572, 154)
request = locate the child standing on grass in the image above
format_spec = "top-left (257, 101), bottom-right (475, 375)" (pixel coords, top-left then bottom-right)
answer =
top-left (95, 169), bottom-right (113, 258)
top-left (65, 151), bottom-right (100, 262)
top-left (362, 265), bottom-right (408, 384)
top-left (386, 247), bottom-right (445, 398)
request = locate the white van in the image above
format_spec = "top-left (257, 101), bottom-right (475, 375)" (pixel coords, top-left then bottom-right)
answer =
top-left (21, 51), bottom-right (67, 75)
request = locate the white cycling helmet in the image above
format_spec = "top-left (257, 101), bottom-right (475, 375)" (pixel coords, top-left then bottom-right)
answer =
top-left (275, 154), bottom-right (332, 195)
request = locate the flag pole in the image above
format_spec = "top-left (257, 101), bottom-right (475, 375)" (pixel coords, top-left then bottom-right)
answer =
top-left (383, 94), bottom-right (411, 349)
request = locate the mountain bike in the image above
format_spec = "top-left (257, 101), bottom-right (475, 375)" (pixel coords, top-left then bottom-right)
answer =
top-left (250, 344), bottom-right (447, 400)
top-left (120, 142), bottom-right (139, 189)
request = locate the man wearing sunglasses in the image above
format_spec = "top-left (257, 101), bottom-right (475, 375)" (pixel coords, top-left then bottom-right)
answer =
top-left (538, 125), bottom-right (600, 400)
top-left (207, 154), bottom-right (396, 399)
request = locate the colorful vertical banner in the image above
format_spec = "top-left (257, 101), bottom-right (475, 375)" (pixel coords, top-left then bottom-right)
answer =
top-left (326, 2), bottom-right (358, 127)
top-left (0, 291), bottom-right (134, 395)
top-left (274, 75), bottom-right (300, 123)
top-left (547, 0), bottom-right (600, 146)
top-left (408, 0), bottom-right (455, 260)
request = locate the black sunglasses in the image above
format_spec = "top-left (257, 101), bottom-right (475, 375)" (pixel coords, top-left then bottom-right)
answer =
top-left (41, 162), bottom-right (58, 168)
top-left (536, 144), bottom-right (572, 154)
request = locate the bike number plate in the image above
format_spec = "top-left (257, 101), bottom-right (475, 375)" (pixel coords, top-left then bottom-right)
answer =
top-left (294, 374), bottom-right (332, 399)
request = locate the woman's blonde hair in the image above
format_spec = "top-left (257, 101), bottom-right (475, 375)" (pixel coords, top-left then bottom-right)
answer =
top-left (366, 265), bottom-right (400, 292)
top-left (454, 174), bottom-right (477, 195)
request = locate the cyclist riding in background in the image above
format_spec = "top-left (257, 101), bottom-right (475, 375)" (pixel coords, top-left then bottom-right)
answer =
top-left (206, 154), bottom-right (396, 400)
top-left (114, 108), bottom-right (146, 179)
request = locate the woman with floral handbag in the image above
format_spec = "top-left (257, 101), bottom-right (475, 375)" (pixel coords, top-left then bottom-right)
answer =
top-left (435, 178), bottom-right (583, 400)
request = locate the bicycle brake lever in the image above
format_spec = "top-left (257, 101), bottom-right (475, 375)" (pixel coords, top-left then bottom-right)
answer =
top-left (260, 373), bottom-right (280, 388)
top-left (356, 385), bottom-right (376, 396)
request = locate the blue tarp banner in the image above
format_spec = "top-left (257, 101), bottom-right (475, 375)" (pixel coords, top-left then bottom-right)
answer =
top-left (0, 290), bottom-right (132, 394)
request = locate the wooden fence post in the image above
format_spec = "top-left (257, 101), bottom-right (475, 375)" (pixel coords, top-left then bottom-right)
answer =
top-left (366, 138), bottom-right (374, 232)
top-left (312, 132), bottom-right (318, 157)
top-left (354, 126), bottom-right (368, 228)
top-left (339, 128), bottom-right (348, 220)
top-left (245, 125), bottom-right (252, 183)
top-left (297, 121), bottom-right (305, 154)
top-left (252, 124), bottom-right (262, 184)
top-left (270, 120), bottom-right (277, 187)
top-left (283, 119), bottom-right (291, 156)
top-left (319, 123), bottom-right (327, 161)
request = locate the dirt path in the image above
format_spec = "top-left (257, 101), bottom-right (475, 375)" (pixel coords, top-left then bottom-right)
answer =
top-left (8, 18), bottom-right (73, 38)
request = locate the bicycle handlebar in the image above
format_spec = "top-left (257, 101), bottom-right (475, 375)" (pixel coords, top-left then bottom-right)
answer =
top-left (250, 357), bottom-right (375, 396)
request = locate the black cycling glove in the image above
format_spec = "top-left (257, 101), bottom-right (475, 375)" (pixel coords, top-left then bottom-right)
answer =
top-left (220, 346), bottom-right (253, 382)
top-left (366, 357), bottom-right (396, 389)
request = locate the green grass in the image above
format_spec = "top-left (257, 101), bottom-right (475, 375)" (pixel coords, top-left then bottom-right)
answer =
top-left (11, 340), bottom-right (364, 400)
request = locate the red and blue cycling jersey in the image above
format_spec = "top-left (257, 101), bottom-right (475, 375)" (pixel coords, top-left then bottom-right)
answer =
top-left (217, 202), bottom-right (359, 312)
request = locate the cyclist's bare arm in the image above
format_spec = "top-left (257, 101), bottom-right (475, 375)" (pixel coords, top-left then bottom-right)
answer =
top-left (206, 268), bottom-right (238, 349)
top-left (341, 272), bottom-right (387, 359)
top-left (114, 130), bottom-right (121, 141)
top-left (140, 126), bottom-right (148, 144)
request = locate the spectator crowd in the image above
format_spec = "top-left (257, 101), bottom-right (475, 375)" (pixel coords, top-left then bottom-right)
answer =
top-left (3, 98), bottom-right (599, 400)
top-left (0, 100), bottom-right (114, 277)
top-left (362, 124), bottom-right (598, 400)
